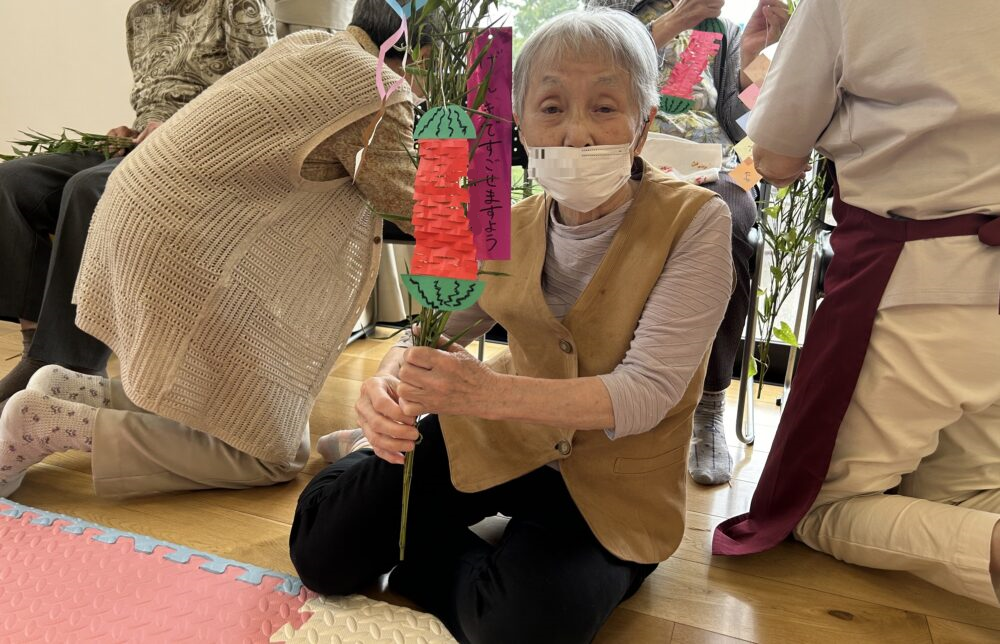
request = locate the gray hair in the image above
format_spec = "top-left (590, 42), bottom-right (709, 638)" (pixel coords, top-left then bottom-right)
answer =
top-left (350, 0), bottom-right (436, 59)
top-left (513, 8), bottom-right (659, 119)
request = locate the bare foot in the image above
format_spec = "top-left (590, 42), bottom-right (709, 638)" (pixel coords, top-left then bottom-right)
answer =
top-left (317, 428), bottom-right (366, 463)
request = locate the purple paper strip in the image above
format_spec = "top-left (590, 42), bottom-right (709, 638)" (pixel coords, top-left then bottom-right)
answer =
top-left (467, 28), bottom-right (512, 261)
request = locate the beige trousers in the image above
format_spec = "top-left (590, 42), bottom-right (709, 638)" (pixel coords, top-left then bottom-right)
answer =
top-left (795, 304), bottom-right (1000, 606)
top-left (91, 379), bottom-right (310, 498)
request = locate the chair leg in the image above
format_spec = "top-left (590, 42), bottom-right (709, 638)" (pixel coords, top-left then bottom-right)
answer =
top-left (736, 226), bottom-right (766, 445)
top-left (477, 335), bottom-right (485, 361)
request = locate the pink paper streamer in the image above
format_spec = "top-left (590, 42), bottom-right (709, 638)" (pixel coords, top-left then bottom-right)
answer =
top-left (376, 18), bottom-right (409, 100)
top-left (467, 28), bottom-right (513, 261)
top-left (660, 30), bottom-right (723, 100)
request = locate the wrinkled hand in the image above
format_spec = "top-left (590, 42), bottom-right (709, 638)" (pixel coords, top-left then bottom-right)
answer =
top-left (106, 125), bottom-right (139, 157)
top-left (356, 375), bottom-right (418, 465)
top-left (133, 120), bottom-right (162, 146)
top-left (107, 125), bottom-right (138, 138)
top-left (740, 0), bottom-right (790, 64)
top-left (665, 0), bottom-right (725, 33)
top-left (396, 345), bottom-right (496, 419)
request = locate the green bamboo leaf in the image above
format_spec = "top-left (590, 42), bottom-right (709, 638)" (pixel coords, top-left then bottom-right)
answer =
top-left (773, 321), bottom-right (799, 347)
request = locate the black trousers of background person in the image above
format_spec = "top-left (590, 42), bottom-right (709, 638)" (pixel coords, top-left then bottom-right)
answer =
top-left (0, 151), bottom-right (120, 371)
top-left (703, 173), bottom-right (757, 393)
top-left (290, 416), bottom-right (657, 644)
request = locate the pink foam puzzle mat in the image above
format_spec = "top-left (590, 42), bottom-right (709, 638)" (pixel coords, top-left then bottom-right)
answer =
top-left (0, 498), bottom-right (456, 643)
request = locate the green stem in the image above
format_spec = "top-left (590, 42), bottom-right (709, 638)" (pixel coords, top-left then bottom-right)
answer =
top-left (399, 447), bottom-right (416, 560)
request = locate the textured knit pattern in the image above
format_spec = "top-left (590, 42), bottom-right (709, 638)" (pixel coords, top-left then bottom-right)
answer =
top-left (126, 0), bottom-right (276, 129)
top-left (409, 187), bottom-right (733, 437)
top-left (28, 365), bottom-right (113, 409)
top-left (75, 28), bottom-right (416, 463)
top-left (0, 389), bottom-right (96, 496)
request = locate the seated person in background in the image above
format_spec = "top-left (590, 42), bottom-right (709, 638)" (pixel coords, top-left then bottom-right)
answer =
top-left (714, 0), bottom-right (1000, 608)
top-left (273, 0), bottom-right (356, 35)
top-left (291, 9), bottom-right (732, 643)
top-left (0, 0), bottom-right (422, 499)
top-left (587, 0), bottom-right (789, 486)
top-left (0, 0), bottom-right (276, 410)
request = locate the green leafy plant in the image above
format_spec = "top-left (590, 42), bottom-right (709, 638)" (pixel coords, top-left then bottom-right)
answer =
top-left (752, 153), bottom-right (827, 395)
top-left (1, 129), bottom-right (134, 161)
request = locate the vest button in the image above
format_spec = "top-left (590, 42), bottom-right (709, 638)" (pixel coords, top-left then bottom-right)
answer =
top-left (556, 440), bottom-right (572, 456)
top-left (373, 236), bottom-right (382, 244)
top-left (559, 340), bottom-right (573, 354)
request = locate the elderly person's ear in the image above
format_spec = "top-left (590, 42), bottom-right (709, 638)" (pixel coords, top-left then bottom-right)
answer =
top-left (632, 106), bottom-right (657, 157)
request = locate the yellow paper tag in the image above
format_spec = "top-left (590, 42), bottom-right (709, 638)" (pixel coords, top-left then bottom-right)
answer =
top-left (733, 137), bottom-right (754, 162)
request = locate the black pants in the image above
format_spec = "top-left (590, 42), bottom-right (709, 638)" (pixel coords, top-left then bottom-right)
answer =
top-left (703, 173), bottom-right (757, 392)
top-left (0, 151), bottom-right (119, 371)
top-left (290, 416), bottom-right (657, 644)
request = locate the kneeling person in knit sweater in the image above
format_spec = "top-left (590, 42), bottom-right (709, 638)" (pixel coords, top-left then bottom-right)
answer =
top-left (0, 0), bottom-right (425, 498)
top-left (0, 0), bottom-right (275, 409)
top-left (289, 10), bottom-right (733, 643)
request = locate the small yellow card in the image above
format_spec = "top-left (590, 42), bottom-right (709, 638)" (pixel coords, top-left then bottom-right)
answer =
top-left (733, 137), bottom-right (754, 162)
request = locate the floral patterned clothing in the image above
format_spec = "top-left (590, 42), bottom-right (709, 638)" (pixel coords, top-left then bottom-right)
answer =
top-left (587, 0), bottom-right (748, 169)
top-left (126, 0), bottom-right (276, 129)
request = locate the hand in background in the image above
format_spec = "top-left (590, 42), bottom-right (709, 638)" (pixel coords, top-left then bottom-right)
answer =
top-left (666, 0), bottom-right (725, 32)
top-left (106, 125), bottom-right (139, 156)
top-left (133, 120), bottom-right (163, 146)
top-left (740, 0), bottom-right (790, 66)
top-left (649, 0), bottom-right (724, 49)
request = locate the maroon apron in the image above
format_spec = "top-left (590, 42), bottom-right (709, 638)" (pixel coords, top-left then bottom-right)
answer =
top-left (713, 188), bottom-right (999, 556)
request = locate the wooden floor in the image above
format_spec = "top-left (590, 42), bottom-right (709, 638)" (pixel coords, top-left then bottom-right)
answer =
top-left (1, 321), bottom-right (998, 643)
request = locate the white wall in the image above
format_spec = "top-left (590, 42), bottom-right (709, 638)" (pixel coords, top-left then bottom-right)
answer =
top-left (0, 0), bottom-right (138, 150)
top-left (722, 0), bottom-right (760, 25)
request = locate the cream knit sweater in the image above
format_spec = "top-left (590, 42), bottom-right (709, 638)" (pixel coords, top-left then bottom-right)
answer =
top-left (75, 28), bottom-right (415, 464)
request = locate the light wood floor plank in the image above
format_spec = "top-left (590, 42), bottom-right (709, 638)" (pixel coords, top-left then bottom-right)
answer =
top-left (671, 623), bottom-right (752, 644)
top-left (625, 556), bottom-right (934, 643)
top-left (594, 608), bottom-right (674, 643)
top-left (927, 617), bottom-right (1000, 644)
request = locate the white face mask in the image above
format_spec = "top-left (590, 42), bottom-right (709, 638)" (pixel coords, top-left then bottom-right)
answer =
top-left (525, 127), bottom-right (642, 213)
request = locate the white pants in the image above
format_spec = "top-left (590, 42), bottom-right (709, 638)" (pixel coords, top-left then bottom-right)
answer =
top-left (795, 304), bottom-right (1000, 606)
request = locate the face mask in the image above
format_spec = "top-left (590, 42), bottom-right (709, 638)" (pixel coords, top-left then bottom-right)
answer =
top-left (525, 126), bottom-right (643, 213)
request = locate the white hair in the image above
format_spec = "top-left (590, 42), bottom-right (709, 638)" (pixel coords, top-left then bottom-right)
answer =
top-left (513, 8), bottom-right (659, 120)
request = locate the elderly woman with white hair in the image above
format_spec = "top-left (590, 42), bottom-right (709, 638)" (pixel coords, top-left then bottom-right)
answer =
top-left (290, 8), bottom-right (732, 642)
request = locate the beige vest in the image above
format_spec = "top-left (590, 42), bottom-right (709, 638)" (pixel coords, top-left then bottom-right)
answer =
top-left (441, 162), bottom-right (716, 564)
top-left (75, 28), bottom-right (411, 464)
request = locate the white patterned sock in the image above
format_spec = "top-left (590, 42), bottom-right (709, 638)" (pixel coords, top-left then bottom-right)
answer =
top-left (27, 364), bottom-right (112, 408)
top-left (688, 390), bottom-right (733, 486)
top-left (0, 389), bottom-right (97, 497)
